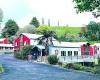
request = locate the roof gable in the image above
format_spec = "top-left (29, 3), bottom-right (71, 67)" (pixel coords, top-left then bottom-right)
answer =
top-left (21, 33), bottom-right (43, 39)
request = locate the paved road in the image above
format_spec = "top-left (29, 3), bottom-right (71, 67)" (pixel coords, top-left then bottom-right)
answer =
top-left (0, 54), bottom-right (100, 80)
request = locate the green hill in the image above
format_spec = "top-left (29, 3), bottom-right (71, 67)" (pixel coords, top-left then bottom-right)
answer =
top-left (50, 26), bottom-right (80, 37)
top-left (37, 25), bottom-right (81, 38)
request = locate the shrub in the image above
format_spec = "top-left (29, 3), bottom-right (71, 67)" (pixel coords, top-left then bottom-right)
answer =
top-left (63, 63), bottom-right (96, 73)
top-left (48, 55), bottom-right (59, 65)
top-left (63, 63), bottom-right (83, 69)
top-left (93, 66), bottom-right (100, 74)
top-left (14, 45), bottom-right (33, 60)
top-left (0, 64), bottom-right (4, 73)
top-left (14, 52), bottom-right (22, 59)
top-left (63, 63), bottom-right (74, 69)
top-left (58, 62), bottom-right (63, 66)
top-left (21, 45), bottom-right (33, 59)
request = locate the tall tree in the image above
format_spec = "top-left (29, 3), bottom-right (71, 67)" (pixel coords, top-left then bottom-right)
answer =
top-left (84, 21), bottom-right (100, 40)
top-left (0, 8), bottom-right (3, 30)
top-left (2, 19), bottom-right (19, 37)
top-left (18, 24), bottom-right (36, 34)
top-left (30, 17), bottom-right (40, 28)
top-left (0, 8), bottom-right (3, 22)
top-left (73, 0), bottom-right (100, 18)
top-left (37, 30), bottom-right (57, 55)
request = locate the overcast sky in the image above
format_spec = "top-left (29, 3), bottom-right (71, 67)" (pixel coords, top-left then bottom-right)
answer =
top-left (0, 0), bottom-right (100, 27)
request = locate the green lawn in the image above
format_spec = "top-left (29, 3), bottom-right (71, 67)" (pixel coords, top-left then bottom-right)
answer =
top-left (0, 64), bottom-right (4, 73)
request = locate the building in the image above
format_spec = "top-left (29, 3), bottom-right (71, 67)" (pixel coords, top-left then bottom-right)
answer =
top-left (14, 33), bottom-right (43, 50)
top-left (0, 38), bottom-right (14, 53)
top-left (49, 42), bottom-right (89, 63)
top-left (0, 38), bottom-right (9, 44)
top-left (81, 43), bottom-right (97, 56)
top-left (49, 42), bottom-right (98, 63)
top-left (14, 33), bottom-right (45, 60)
top-left (0, 44), bottom-right (14, 53)
top-left (14, 33), bottom-right (99, 63)
top-left (94, 43), bottom-right (100, 57)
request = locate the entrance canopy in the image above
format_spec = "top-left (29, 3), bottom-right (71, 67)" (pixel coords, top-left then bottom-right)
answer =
top-left (35, 45), bottom-right (45, 49)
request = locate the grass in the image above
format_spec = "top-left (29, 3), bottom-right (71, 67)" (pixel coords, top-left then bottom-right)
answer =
top-left (0, 64), bottom-right (4, 73)
top-left (63, 63), bottom-right (100, 74)
top-left (89, 41), bottom-right (100, 44)
top-left (37, 25), bottom-right (81, 38)
top-left (50, 26), bottom-right (80, 37)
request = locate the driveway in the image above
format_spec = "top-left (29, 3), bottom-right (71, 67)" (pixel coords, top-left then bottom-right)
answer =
top-left (0, 54), bottom-right (100, 80)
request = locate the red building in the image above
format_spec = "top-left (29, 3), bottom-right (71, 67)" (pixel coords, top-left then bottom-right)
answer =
top-left (81, 43), bottom-right (97, 56)
top-left (14, 33), bottom-right (43, 51)
top-left (0, 38), bottom-right (14, 53)
top-left (0, 38), bottom-right (9, 44)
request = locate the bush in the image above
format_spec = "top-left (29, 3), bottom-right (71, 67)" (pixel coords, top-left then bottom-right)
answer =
top-left (0, 64), bottom-right (4, 73)
top-left (14, 45), bottom-right (33, 60)
top-left (63, 63), bottom-right (93, 72)
top-left (58, 62), bottom-right (63, 66)
top-left (20, 45), bottom-right (32, 59)
top-left (14, 52), bottom-right (22, 59)
top-left (93, 66), bottom-right (100, 74)
top-left (48, 55), bottom-right (59, 65)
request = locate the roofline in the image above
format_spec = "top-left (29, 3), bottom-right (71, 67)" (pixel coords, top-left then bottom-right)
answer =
top-left (49, 46), bottom-right (80, 48)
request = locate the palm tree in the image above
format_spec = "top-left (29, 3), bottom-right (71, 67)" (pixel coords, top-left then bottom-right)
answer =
top-left (37, 30), bottom-right (57, 56)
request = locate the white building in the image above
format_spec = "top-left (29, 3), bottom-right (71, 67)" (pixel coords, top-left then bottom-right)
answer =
top-left (49, 42), bottom-right (90, 63)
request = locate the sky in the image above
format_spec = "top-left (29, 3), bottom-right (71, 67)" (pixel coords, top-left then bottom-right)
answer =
top-left (0, 0), bottom-right (100, 28)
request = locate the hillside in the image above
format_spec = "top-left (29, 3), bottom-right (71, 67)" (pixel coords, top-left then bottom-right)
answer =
top-left (50, 26), bottom-right (80, 37)
top-left (37, 25), bottom-right (81, 38)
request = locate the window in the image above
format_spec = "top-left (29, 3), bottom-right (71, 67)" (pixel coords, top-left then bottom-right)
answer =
top-left (15, 42), bottom-right (18, 46)
top-left (74, 51), bottom-right (78, 56)
top-left (10, 47), bottom-right (13, 50)
top-left (55, 50), bottom-right (58, 55)
top-left (68, 51), bottom-right (72, 56)
top-left (61, 51), bottom-right (66, 56)
top-left (5, 47), bottom-right (8, 49)
top-left (24, 41), bottom-right (28, 45)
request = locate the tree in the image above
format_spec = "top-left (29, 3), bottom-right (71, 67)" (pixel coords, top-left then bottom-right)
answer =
top-left (0, 8), bottom-right (3, 30)
top-left (0, 8), bottom-right (3, 22)
top-left (30, 17), bottom-right (40, 28)
top-left (84, 21), bottom-right (100, 40)
top-left (37, 30), bottom-right (57, 55)
top-left (2, 19), bottom-right (19, 37)
top-left (73, 0), bottom-right (100, 18)
top-left (18, 24), bottom-right (36, 34)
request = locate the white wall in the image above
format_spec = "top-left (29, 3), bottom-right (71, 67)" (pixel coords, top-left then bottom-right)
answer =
top-left (49, 46), bottom-right (82, 63)
top-left (49, 46), bottom-right (81, 56)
